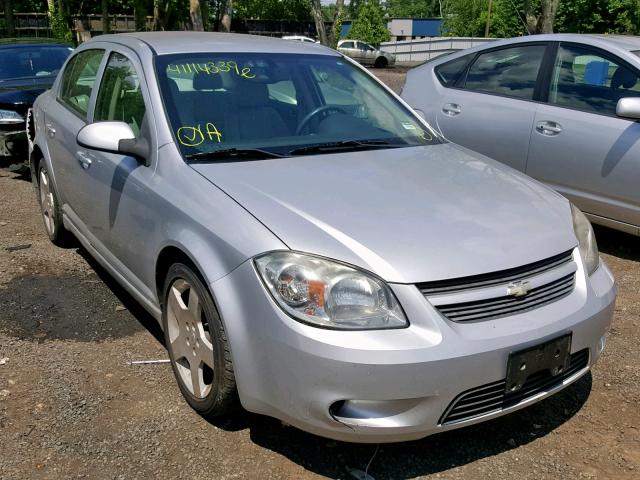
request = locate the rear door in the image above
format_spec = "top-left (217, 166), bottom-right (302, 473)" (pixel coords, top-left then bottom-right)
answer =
top-left (45, 48), bottom-right (106, 230)
top-left (339, 41), bottom-right (359, 62)
top-left (435, 43), bottom-right (549, 172)
top-left (526, 42), bottom-right (640, 229)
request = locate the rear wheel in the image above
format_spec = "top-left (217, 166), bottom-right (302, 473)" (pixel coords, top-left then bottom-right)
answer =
top-left (163, 263), bottom-right (239, 417)
top-left (36, 162), bottom-right (71, 246)
top-left (374, 56), bottom-right (388, 68)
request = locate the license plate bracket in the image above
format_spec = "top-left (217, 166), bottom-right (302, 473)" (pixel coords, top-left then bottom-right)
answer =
top-left (505, 333), bottom-right (572, 393)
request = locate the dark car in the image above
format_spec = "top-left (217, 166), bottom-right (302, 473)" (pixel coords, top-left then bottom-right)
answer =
top-left (0, 39), bottom-right (72, 161)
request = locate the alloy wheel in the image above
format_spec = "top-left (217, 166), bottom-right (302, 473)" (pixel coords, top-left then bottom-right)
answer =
top-left (39, 169), bottom-right (56, 237)
top-left (166, 278), bottom-right (215, 399)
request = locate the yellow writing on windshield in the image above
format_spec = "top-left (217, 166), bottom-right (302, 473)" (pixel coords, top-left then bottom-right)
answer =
top-left (176, 123), bottom-right (223, 147)
top-left (168, 61), bottom-right (255, 79)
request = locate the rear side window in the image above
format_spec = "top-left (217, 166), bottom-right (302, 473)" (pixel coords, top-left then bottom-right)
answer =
top-left (435, 54), bottom-right (473, 87)
top-left (464, 45), bottom-right (546, 100)
top-left (340, 41), bottom-right (355, 49)
top-left (59, 49), bottom-right (105, 118)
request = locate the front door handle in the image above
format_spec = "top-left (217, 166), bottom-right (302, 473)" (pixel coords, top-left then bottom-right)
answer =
top-left (45, 123), bottom-right (56, 138)
top-left (442, 103), bottom-right (462, 116)
top-left (76, 150), bottom-right (93, 169)
top-left (536, 121), bottom-right (562, 136)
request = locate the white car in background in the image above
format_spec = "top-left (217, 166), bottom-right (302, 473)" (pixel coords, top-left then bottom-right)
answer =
top-left (282, 35), bottom-right (318, 43)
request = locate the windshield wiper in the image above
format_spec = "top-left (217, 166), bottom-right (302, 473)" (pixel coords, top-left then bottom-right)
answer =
top-left (185, 148), bottom-right (287, 161)
top-left (288, 139), bottom-right (403, 156)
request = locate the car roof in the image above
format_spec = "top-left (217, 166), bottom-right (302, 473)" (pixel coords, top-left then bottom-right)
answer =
top-left (89, 32), bottom-right (338, 56)
top-left (421, 33), bottom-right (640, 70)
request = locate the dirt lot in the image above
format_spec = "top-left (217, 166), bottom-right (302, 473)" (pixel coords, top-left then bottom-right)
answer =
top-left (1, 69), bottom-right (639, 480)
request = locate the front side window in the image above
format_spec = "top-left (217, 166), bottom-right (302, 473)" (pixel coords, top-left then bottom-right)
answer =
top-left (94, 52), bottom-right (147, 137)
top-left (156, 53), bottom-right (439, 158)
top-left (464, 45), bottom-right (546, 100)
top-left (59, 49), bottom-right (105, 117)
top-left (549, 44), bottom-right (640, 115)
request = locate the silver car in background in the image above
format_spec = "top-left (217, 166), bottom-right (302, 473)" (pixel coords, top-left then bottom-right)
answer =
top-left (403, 34), bottom-right (640, 236)
top-left (30, 32), bottom-right (614, 443)
top-left (337, 39), bottom-right (396, 68)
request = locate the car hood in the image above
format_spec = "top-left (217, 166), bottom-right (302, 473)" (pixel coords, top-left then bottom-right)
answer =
top-left (0, 77), bottom-right (53, 104)
top-left (190, 144), bottom-right (577, 283)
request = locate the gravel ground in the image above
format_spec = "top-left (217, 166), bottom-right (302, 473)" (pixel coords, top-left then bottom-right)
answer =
top-left (1, 68), bottom-right (639, 480)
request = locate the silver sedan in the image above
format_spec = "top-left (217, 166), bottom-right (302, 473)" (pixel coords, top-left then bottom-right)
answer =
top-left (403, 33), bottom-right (640, 237)
top-left (29, 32), bottom-right (614, 443)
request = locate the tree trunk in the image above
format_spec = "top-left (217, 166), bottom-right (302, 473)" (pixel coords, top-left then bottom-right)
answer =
top-left (134, 0), bottom-right (147, 31)
top-left (220, 0), bottom-right (232, 32)
top-left (524, 0), bottom-right (559, 34)
top-left (101, 0), bottom-right (109, 34)
top-left (327, 0), bottom-right (345, 48)
top-left (540, 0), bottom-right (560, 33)
top-left (310, 0), bottom-right (328, 46)
top-left (4, 0), bottom-right (15, 37)
top-left (190, 0), bottom-right (204, 31)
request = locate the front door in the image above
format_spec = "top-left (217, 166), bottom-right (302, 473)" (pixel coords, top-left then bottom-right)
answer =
top-left (83, 48), bottom-right (158, 294)
top-left (526, 43), bottom-right (640, 228)
top-left (436, 43), bottom-right (548, 172)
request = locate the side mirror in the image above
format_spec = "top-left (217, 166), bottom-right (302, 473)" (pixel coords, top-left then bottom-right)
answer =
top-left (77, 121), bottom-right (150, 165)
top-left (616, 97), bottom-right (640, 120)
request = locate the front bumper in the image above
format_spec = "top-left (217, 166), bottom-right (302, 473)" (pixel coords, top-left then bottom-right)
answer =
top-left (0, 128), bottom-right (27, 157)
top-left (211, 254), bottom-right (615, 443)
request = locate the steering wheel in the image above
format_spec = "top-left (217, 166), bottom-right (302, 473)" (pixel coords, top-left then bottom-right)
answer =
top-left (296, 105), bottom-right (348, 135)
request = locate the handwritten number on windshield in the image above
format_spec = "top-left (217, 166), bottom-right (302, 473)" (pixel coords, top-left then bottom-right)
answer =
top-left (168, 61), bottom-right (255, 79)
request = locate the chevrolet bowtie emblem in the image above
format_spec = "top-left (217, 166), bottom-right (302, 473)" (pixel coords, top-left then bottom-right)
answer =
top-left (507, 280), bottom-right (531, 297)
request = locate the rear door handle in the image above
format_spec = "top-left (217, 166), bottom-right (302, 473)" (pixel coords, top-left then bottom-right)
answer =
top-left (536, 121), bottom-right (562, 136)
top-left (442, 103), bottom-right (462, 116)
top-left (45, 123), bottom-right (56, 138)
top-left (76, 150), bottom-right (93, 169)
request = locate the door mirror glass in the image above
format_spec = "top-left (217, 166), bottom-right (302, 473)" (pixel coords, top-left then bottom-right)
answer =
top-left (616, 97), bottom-right (640, 119)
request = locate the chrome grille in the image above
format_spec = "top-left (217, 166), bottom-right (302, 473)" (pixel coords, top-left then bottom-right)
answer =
top-left (435, 272), bottom-right (575, 323)
top-left (417, 249), bottom-right (574, 296)
top-left (440, 349), bottom-right (589, 425)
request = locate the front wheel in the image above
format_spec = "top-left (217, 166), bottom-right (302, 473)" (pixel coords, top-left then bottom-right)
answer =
top-left (163, 263), bottom-right (239, 417)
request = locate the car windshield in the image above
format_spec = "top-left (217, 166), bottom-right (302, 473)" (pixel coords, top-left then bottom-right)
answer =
top-left (0, 45), bottom-right (72, 81)
top-left (156, 53), bottom-right (440, 158)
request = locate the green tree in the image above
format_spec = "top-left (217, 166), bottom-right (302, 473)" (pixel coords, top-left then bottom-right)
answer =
top-left (3, 0), bottom-right (16, 36)
top-left (386, 0), bottom-right (441, 18)
top-left (348, 0), bottom-right (389, 45)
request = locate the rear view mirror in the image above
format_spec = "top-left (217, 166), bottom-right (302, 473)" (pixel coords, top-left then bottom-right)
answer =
top-left (616, 97), bottom-right (640, 120)
top-left (77, 121), bottom-right (150, 165)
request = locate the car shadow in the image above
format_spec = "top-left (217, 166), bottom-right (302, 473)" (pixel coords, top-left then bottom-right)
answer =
top-left (202, 374), bottom-right (592, 479)
top-left (594, 224), bottom-right (640, 262)
top-left (0, 246), bottom-right (163, 345)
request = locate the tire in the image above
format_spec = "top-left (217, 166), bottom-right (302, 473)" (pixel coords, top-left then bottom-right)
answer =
top-left (162, 262), bottom-right (239, 417)
top-left (374, 56), bottom-right (388, 68)
top-left (36, 162), bottom-right (71, 247)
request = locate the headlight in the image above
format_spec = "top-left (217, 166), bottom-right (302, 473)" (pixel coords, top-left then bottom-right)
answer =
top-left (254, 251), bottom-right (408, 330)
top-left (0, 109), bottom-right (24, 125)
top-left (571, 204), bottom-right (599, 276)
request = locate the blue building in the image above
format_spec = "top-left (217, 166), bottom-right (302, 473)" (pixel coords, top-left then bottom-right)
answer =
top-left (341, 18), bottom-right (444, 41)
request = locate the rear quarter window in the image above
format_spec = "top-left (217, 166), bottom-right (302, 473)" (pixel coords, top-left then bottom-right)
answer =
top-left (435, 54), bottom-right (474, 87)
